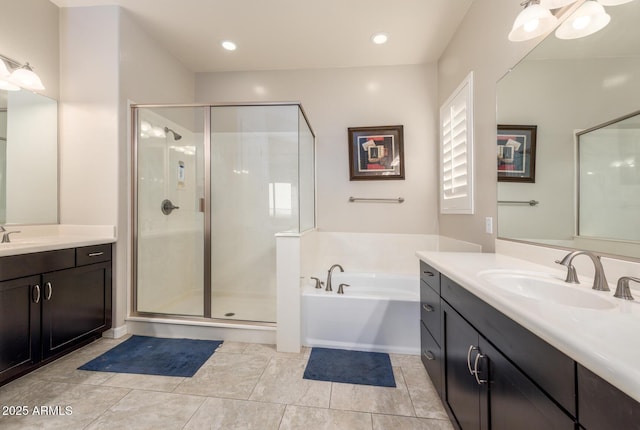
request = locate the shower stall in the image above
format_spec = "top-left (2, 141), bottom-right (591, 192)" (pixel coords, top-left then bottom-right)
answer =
top-left (132, 103), bottom-right (315, 324)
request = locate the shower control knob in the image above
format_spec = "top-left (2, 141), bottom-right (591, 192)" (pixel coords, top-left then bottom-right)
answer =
top-left (161, 199), bottom-right (180, 215)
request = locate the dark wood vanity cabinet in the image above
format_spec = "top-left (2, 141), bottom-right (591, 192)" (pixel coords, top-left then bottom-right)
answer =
top-left (419, 260), bottom-right (443, 397)
top-left (0, 244), bottom-right (112, 385)
top-left (419, 264), bottom-right (578, 429)
top-left (0, 275), bottom-right (41, 384)
top-left (442, 300), bottom-right (574, 430)
top-left (578, 364), bottom-right (640, 430)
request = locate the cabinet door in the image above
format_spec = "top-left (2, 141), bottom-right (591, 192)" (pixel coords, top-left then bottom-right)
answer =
top-left (482, 339), bottom-right (575, 430)
top-left (41, 262), bottom-right (112, 359)
top-left (444, 304), bottom-right (487, 430)
top-left (0, 275), bottom-right (41, 384)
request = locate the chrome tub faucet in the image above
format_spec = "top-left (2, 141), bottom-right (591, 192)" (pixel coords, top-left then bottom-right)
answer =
top-left (326, 264), bottom-right (344, 292)
top-left (555, 250), bottom-right (610, 291)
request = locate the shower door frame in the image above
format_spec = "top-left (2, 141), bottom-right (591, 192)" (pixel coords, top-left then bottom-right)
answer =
top-left (130, 102), bottom-right (316, 324)
top-left (131, 104), bottom-right (212, 320)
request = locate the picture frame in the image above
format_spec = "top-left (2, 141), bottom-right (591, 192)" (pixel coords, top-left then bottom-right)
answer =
top-left (348, 125), bottom-right (405, 180)
top-left (497, 124), bottom-right (537, 183)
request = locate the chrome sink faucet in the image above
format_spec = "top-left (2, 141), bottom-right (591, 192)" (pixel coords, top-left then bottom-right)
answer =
top-left (326, 264), bottom-right (344, 292)
top-left (614, 276), bottom-right (640, 300)
top-left (555, 250), bottom-right (610, 291)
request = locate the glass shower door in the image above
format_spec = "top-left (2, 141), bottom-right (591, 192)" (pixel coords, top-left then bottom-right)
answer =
top-left (135, 106), bottom-right (206, 317)
top-left (209, 105), bottom-right (300, 322)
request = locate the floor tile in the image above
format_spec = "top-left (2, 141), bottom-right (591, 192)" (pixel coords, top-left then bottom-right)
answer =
top-left (389, 353), bottom-right (424, 369)
top-left (0, 379), bottom-right (129, 430)
top-left (173, 352), bottom-right (269, 399)
top-left (372, 414), bottom-right (455, 430)
top-left (279, 405), bottom-right (372, 430)
top-left (401, 366), bottom-right (449, 420)
top-left (243, 343), bottom-right (310, 359)
top-left (184, 397), bottom-right (285, 430)
top-left (215, 341), bottom-right (250, 354)
top-left (101, 372), bottom-right (185, 392)
top-left (84, 389), bottom-right (204, 430)
top-left (249, 357), bottom-right (331, 407)
top-left (330, 367), bottom-right (415, 416)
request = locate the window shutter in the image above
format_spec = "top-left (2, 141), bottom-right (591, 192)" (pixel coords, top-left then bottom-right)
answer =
top-left (440, 72), bottom-right (474, 214)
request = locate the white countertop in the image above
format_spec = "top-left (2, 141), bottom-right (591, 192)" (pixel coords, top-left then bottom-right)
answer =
top-left (0, 224), bottom-right (116, 257)
top-left (416, 251), bottom-right (640, 403)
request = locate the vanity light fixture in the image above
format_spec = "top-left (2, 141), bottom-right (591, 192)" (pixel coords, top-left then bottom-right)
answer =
top-left (539, 0), bottom-right (578, 8)
top-left (371, 32), bottom-right (389, 44)
top-left (508, 0), bottom-right (559, 42)
top-left (0, 58), bottom-right (20, 91)
top-left (0, 54), bottom-right (45, 91)
top-left (598, 0), bottom-right (634, 5)
top-left (221, 40), bottom-right (237, 51)
top-left (555, 0), bottom-right (611, 39)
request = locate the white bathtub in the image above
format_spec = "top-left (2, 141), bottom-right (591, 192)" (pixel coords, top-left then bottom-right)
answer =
top-left (301, 272), bottom-right (420, 355)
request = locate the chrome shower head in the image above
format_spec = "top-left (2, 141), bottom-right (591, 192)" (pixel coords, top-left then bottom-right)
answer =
top-left (164, 126), bottom-right (182, 141)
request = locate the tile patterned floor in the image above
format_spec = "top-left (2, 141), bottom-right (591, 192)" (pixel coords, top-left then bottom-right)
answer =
top-left (0, 337), bottom-right (454, 430)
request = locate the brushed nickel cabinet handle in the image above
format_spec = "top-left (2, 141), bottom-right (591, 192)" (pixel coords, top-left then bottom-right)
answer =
top-left (88, 252), bottom-right (104, 257)
top-left (422, 304), bottom-right (434, 312)
top-left (423, 350), bottom-right (435, 361)
top-left (474, 353), bottom-right (488, 385)
top-left (423, 271), bottom-right (434, 277)
top-left (45, 282), bottom-right (52, 301)
top-left (32, 284), bottom-right (41, 304)
top-left (467, 345), bottom-right (478, 375)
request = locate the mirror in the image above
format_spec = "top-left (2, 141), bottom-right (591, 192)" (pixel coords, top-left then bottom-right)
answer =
top-left (0, 89), bottom-right (58, 225)
top-left (497, 1), bottom-right (640, 259)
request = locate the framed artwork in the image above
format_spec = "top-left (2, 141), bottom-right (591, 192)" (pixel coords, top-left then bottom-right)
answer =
top-left (348, 125), bottom-right (405, 180)
top-left (497, 124), bottom-right (537, 183)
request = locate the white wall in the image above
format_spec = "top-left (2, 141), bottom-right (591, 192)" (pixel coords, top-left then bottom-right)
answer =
top-left (59, 6), bottom-right (195, 330)
top-left (0, 0), bottom-right (59, 100)
top-left (195, 64), bottom-right (439, 234)
top-left (437, 0), bottom-right (543, 252)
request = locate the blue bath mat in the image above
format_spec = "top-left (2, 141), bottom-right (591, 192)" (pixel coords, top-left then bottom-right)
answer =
top-left (303, 347), bottom-right (396, 387)
top-left (78, 335), bottom-right (222, 377)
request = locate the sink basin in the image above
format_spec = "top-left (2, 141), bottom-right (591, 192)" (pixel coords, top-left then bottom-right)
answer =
top-left (478, 270), bottom-right (616, 310)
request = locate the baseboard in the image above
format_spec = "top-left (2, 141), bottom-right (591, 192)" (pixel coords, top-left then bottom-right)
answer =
top-left (102, 324), bottom-right (128, 339)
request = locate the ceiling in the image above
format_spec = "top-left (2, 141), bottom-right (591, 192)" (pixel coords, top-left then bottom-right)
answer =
top-left (49, 0), bottom-right (474, 73)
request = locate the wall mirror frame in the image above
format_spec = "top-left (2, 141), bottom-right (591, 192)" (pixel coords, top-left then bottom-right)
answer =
top-left (0, 89), bottom-right (58, 225)
top-left (497, 0), bottom-right (640, 260)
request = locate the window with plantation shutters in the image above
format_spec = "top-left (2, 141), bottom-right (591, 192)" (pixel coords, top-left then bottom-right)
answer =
top-left (440, 72), bottom-right (474, 214)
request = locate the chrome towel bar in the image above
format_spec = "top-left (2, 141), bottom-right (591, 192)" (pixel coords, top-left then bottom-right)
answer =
top-left (348, 196), bottom-right (405, 203)
top-left (498, 200), bottom-right (539, 206)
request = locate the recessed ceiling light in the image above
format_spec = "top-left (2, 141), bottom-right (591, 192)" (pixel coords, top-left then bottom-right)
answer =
top-left (371, 33), bottom-right (388, 45)
top-left (221, 40), bottom-right (237, 51)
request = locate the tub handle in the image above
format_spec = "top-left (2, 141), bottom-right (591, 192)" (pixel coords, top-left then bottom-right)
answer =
top-left (337, 283), bottom-right (350, 294)
top-left (422, 350), bottom-right (435, 361)
top-left (310, 277), bottom-right (324, 289)
top-left (422, 304), bottom-right (435, 312)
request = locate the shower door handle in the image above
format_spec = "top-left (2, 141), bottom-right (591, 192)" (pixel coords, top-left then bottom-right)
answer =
top-left (161, 199), bottom-right (180, 215)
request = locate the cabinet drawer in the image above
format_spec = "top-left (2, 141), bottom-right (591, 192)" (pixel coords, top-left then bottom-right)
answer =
top-left (0, 249), bottom-right (75, 282)
top-left (420, 260), bottom-right (440, 293)
top-left (76, 244), bottom-right (112, 266)
top-left (578, 364), bottom-right (640, 430)
top-left (420, 321), bottom-right (443, 397)
top-left (441, 275), bottom-right (576, 417)
top-left (420, 280), bottom-right (441, 346)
